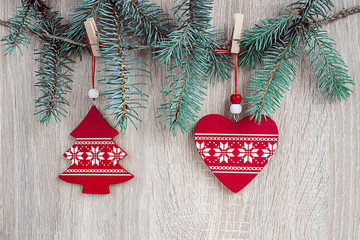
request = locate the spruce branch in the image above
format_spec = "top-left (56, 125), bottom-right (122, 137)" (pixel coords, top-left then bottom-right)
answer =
top-left (99, 0), bottom-right (148, 133)
top-left (318, 6), bottom-right (360, 25)
top-left (33, 8), bottom-right (73, 124)
top-left (1, 0), bottom-right (358, 134)
top-left (239, 14), bottom-right (295, 69)
top-left (65, 0), bottom-right (100, 55)
top-left (34, 43), bottom-right (73, 124)
top-left (1, 4), bottom-right (359, 52)
top-left (245, 37), bottom-right (301, 121)
top-left (1, 0), bottom-right (33, 54)
top-left (239, 0), bottom-right (333, 69)
top-left (290, 0), bottom-right (333, 26)
top-left (157, 48), bottom-right (208, 135)
top-left (241, 0), bottom-right (354, 121)
top-left (303, 27), bottom-right (353, 101)
top-left (0, 19), bottom-right (88, 48)
top-left (201, 30), bottom-right (232, 82)
top-left (125, 0), bottom-right (175, 45)
top-left (156, 0), bottom-right (230, 135)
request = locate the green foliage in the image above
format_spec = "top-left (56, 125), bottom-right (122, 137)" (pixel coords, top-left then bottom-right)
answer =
top-left (303, 27), bottom-right (353, 101)
top-left (1, 0), bottom-right (33, 54)
top-left (290, 0), bottom-right (333, 25)
top-left (240, 0), bottom-right (354, 121)
top-left (2, 0), bottom-right (354, 135)
top-left (65, 0), bottom-right (100, 55)
top-left (33, 8), bottom-right (73, 124)
top-left (34, 43), bottom-right (73, 124)
top-left (99, 0), bottom-right (148, 133)
top-left (239, 14), bottom-right (295, 69)
top-left (156, 0), bottom-right (231, 135)
top-left (157, 43), bottom-right (209, 135)
top-left (1, 0), bottom-right (74, 124)
top-left (246, 37), bottom-right (301, 121)
top-left (118, 0), bottom-right (175, 45)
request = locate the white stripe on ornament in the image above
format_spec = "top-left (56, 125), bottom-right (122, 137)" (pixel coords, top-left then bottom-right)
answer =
top-left (60, 174), bottom-right (133, 176)
top-left (195, 133), bottom-right (278, 137)
top-left (212, 171), bottom-right (258, 174)
top-left (76, 138), bottom-right (112, 140)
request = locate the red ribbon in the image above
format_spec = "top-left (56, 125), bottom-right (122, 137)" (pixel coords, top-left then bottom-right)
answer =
top-left (215, 48), bottom-right (238, 95)
top-left (87, 36), bottom-right (96, 101)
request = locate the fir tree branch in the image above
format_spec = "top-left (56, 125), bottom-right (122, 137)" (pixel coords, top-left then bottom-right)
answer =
top-left (126, 0), bottom-right (174, 45)
top-left (156, 0), bottom-right (229, 135)
top-left (65, 0), bottom-right (100, 55)
top-left (158, 48), bottom-right (208, 135)
top-left (239, 14), bottom-right (295, 69)
top-left (204, 35), bottom-right (232, 82)
top-left (34, 43), bottom-right (72, 123)
top-left (245, 37), bottom-right (301, 121)
top-left (303, 27), bottom-right (353, 101)
top-left (239, 0), bottom-right (335, 70)
top-left (290, 0), bottom-right (333, 26)
top-left (1, 0), bottom-right (33, 54)
top-left (99, 0), bottom-right (148, 133)
top-left (1, 5), bottom-right (359, 52)
top-left (0, 19), bottom-right (88, 47)
top-left (318, 6), bottom-right (360, 25)
top-left (241, 0), bottom-right (354, 121)
top-left (1, 0), bottom-right (358, 133)
top-left (33, 8), bottom-right (73, 124)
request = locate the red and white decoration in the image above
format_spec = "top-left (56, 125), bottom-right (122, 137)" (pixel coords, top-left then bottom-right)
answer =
top-left (194, 114), bottom-right (278, 193)
top-left (58, 106), bottom-right (134, 194)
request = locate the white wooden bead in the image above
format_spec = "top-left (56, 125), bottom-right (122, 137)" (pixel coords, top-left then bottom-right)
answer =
top-left (88, 89), bottom-right (99, 99)
top-left (230, 104), bottom-right (242, 114)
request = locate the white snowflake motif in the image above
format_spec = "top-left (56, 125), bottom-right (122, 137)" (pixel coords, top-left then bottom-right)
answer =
top-left (238, 142), bottom-right (259, 163)
top-left (86, 146), bottom-right (105, 166)
top-left (65, 146), bottom-right (83, 165)
top-left (196, 142), bottom-right (211, 157)
top-left (262, 143), bottom-right (277, 160)
top-left (108, 147), bottom-right (126, 166)
top-left (213, 142), bottom-right (235, 163)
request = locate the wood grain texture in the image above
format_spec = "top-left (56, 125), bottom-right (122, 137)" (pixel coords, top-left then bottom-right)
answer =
top-left (1, 0), bottom-right (359, 239)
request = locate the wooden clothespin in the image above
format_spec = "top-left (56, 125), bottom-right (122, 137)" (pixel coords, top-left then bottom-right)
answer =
top-left (215, 13), bottom-right (245, 95)
top-left (230, 13), bottom-right (244, 54)
top-left (84, 17), bottom-right (100, 56)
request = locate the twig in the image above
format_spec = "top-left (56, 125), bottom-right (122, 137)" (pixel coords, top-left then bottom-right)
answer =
top-left (0, 6), bottom-right (359, 49)
top-left (40, 32), bottom-right (88, 47)
top-left (319, 6), bottom-right (360, 25)
top-left (0, 19), bottom-right (10, 27)
top-left (0, 19), bottom-right (88, 47)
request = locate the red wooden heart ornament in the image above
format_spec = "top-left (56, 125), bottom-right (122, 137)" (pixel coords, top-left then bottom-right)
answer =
top-left (194, 114), bottom-right (279, 193)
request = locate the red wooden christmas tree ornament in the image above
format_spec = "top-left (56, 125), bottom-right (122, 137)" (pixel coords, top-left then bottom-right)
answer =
top-left (58, 106), bottom-right (134, 194)
top-left (194, 114), bottom-right (278, 193)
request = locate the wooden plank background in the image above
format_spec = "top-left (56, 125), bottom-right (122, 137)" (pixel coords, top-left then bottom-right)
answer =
top-left (1, 0), bottom-right (359, 239)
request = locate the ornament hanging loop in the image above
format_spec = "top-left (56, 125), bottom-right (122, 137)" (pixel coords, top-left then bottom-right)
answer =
top-left (233, 114), bottom-right (240, 122)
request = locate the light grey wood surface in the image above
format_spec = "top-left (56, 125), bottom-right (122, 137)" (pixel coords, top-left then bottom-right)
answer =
top-left (1, 0), bottom-right (359, 239)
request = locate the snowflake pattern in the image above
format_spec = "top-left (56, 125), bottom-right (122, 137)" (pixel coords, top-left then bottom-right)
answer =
top-left (196, 142), bottom-right (211, 157)
top-left (262, 143), bottom-right (277, 160)
top-left (213, 142), bottom-right (235, 163)
top-left (238, 142), bottom-right (259, 163)
top-left (195, 135), bottom-right (278, 167)
top-left (86, 146), bottom-right (105, 166)
top-left (64, 146), bottom-right (83, 165)
top-left (108, 147), bottom-right (126, 166)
